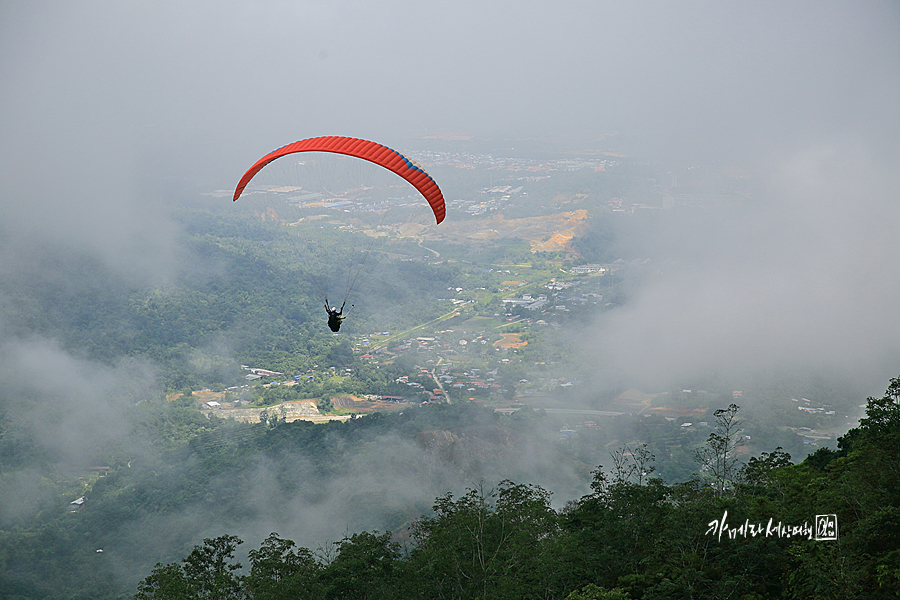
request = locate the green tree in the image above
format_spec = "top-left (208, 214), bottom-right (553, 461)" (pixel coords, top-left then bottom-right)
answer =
top-left (321, 531), bottom-right (401, 600)
top-left (410, 481), bottom-right (558, 600)
top-left (134, 563), bottom-right (193, 600)
top-left (244, 533), bottom-right (323, 600)
top-left (135, 535), bottom-right (244, 600)
top-left (559, 469), bottom-right (671, 595)
top-left (738, 445), bottom-right (792, 504)
top-left (778, 377), bottom-right (900, 599)
top-left (182, 535), bottom-right (245, 600)
top-left (693, 403), bottom-right (743, 496)
top-left (317, 397), bottom-right (334, 413)
top-left (565, 583), bottom-right (631, 600)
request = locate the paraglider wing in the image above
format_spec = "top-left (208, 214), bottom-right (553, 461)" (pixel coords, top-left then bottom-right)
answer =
top-left (232, 136), bottom-right (446, 224)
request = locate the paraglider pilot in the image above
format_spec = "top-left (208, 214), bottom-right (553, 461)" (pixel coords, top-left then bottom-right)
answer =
top-left (325, 300), bottom-right (348, 332)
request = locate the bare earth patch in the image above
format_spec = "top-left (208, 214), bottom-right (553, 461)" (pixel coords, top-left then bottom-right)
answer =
top-left (494, 333), bottom-right (528, 349)
top-left (431, 209), bottom-right (590, 253)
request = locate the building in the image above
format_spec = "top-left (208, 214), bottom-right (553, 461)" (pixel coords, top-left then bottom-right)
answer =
top-left (570, 264), bottom-right (607, 274)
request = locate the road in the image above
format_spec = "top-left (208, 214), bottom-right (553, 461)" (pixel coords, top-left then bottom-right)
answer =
top-left (372, 307), bottom-right (463, 351)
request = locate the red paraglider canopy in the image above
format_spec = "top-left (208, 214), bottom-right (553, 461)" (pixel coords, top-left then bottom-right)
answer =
top-left (233, 136), bottom-right (446, 224)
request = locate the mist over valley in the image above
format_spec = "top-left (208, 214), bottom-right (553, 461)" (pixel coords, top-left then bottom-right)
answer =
top-left (2, 2), bottom-right (899, 598)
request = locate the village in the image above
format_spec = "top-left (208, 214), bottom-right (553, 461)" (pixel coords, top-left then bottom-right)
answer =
top-left (196, 151), bottom-right (843, 460)
top-left (191, 255), bottom-right (854, 456)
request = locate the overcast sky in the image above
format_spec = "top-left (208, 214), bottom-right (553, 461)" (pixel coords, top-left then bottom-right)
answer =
top-left (4, 1), bottom-right (898, 175)
top-left (2, 1), bottom-right (899, 390)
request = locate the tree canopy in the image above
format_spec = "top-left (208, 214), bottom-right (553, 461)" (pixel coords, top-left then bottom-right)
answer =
top-left (130, 379), bottom-right (900, 600)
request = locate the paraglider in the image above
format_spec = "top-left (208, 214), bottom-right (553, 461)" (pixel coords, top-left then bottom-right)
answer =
top-left (233, 137), bottom-right (446, 331)
top-left (233, 136), bottom-right (446, 223)
top-left (325, 300), bottom-right (349, 333)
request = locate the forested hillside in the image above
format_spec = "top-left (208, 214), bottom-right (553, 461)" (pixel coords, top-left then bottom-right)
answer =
top-left (1, 199), bottom-right (458, 392)
top-left (0, 397), bottom-right (589, 599)
top-left (2, 378), bottom-right (898, 599)
top-left (130, 379), bottom-right (900, 600)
